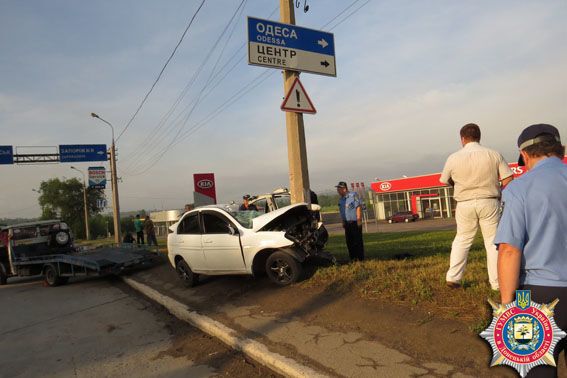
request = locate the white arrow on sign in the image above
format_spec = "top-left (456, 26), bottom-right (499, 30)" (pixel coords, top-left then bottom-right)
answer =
top-left (317, 39), bottom-right (328, 48)
top-left (281, 77), bottom-right (316, 114)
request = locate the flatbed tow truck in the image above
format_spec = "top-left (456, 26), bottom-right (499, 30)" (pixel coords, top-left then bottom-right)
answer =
top-left (0, 220), bottom-right (156, 286)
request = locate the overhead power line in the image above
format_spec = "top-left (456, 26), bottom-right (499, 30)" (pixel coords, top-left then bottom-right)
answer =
top-left (116, 0), bottom-right (207, 142)
top-left (124, 0), bottom-right (372, 176)
top-left (120, 0), bottom-right (250, 172)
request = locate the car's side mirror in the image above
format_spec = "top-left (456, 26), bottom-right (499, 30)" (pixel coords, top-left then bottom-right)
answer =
top-left (228, 224), bottom-right (239, 236)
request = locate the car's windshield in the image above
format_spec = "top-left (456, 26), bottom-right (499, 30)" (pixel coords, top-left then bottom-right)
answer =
top-left (274, 195), bottom-right (291, 209)
top-left (226, 210), bottom-right (263, 229)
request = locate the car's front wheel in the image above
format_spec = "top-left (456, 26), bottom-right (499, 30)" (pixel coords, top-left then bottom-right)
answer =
top-left (266, 251), bottom-right (302, 286)
top-left (404, 218), bottom-right (410, 223)
top-left (388, 219), bottom-right (393, 224)
top-left (176, 259), bottom-right (199, 287)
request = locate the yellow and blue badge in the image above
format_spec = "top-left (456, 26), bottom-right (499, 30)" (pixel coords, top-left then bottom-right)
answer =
top-left (480, 290), bottom-right (566, 377)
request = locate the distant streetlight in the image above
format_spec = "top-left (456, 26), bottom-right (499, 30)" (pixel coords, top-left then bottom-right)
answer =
top-left (70, 166), bottom-right (90, 241)
top-left (91, 112), bottom-right (121, 244)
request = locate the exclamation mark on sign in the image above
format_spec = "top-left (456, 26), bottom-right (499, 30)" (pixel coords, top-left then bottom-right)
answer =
top-left (296, 90), bottom-right (301, 107)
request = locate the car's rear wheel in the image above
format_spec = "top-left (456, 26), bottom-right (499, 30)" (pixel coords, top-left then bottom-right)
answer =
top-left (44, 264), bottom-right (65, 287)
top-left (0, 262), bottom-right (8, 285)
top-left (176, 259), bottom-right (199, 287)
top-left (266, 251), bottom-right (302, 286)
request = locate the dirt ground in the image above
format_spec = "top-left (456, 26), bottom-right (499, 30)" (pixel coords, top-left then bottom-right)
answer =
top-left (127, 260), bottom-right (563, 377)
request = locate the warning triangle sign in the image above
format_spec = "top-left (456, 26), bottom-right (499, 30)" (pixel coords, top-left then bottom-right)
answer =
top-left (281, 78), bottom-right (316, 114)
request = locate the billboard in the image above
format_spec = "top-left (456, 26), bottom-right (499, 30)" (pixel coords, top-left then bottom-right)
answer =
top-left (193, 173), bottom-right (216, 205)
top-left (88, 166), bottom-right (106, 189)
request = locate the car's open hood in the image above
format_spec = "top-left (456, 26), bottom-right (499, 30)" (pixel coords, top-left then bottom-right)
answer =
top-left (251, 203), bottom-right (311, 232)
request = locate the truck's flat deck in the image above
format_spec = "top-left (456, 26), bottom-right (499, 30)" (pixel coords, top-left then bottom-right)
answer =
top-left (13, 246), bottom-right (156, 273)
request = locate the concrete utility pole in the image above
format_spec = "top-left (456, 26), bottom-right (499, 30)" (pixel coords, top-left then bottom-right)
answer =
top-left (280, 0), bottom-right (311, 204)
top-left (91, 113), bottom-right (121, 244)
top-left (70, 166), bottom-right (90, 240)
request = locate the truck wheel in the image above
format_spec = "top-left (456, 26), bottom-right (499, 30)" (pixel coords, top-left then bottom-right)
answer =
top-left (266, 251), bottom-right (302, 286)
top-left (176, 260), bottom-right (198, 288)
top-left (0, 262), bottom-right (7, 285)
top-left (44, 264), bottom-right (64, 287)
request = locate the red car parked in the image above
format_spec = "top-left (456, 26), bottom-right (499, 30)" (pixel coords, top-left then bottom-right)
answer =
top-left (387, 211), bottom-right (419, 223)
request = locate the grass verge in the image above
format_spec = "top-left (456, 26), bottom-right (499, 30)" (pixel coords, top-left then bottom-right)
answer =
top-left (303, 230), bottom-right (498, 332)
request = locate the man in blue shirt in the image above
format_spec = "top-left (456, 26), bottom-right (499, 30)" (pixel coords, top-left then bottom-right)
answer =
top-left (336, 181), bottom-right (364, 261)
top-left (495, 124), bottom-right (566, 377)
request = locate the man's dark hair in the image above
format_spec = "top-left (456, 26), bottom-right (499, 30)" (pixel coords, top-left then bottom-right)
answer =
top-left (523, 135), bottom-right (565, 159)
top-left (460, 123), bottom-right (481, 142)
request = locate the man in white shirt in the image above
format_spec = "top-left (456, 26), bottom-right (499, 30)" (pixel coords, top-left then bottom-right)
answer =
top-left (440, 123), bottom-right (514, 290)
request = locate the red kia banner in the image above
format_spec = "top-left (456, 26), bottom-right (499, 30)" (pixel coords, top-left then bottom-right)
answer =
top-left (370, 157), bottom-right (567, 193)
top-left (193, 173), bottom-right (217, 204)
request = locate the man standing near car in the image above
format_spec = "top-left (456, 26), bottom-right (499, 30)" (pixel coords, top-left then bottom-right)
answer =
top-left (144, 215), bottom-right (158, 247)
top-left (336, 181), bottom-right (364, 262)
top-left (495, 124), bottom-right (566, 377)
top-left (440, 123), bottom-right (514, 290)
top-left (239, 195), bottom-right (258, 211)
top-left (134, 214), bottom-right (144, 245)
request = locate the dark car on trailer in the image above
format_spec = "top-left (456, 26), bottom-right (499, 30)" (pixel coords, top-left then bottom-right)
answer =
top-left (0, 219), bottom-right (156, 286)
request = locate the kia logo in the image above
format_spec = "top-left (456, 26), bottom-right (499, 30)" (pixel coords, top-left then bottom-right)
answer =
top-left (380, 182), bottom-right (392, 191)
top-left (197, 179), bottom-right (214, 189)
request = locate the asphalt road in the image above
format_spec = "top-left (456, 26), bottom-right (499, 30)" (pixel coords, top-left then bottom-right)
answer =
top-left (325, 218), bottom-right (457, 235)
top-left (0, 276), bottom-right (278, 378)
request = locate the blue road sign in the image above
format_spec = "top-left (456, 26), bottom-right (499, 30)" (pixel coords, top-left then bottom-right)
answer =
top-left (247, 17), bottom-right (336, 77)
top-left (59, 144), bottom-right (107, 163)
top-left (0, 146), bottom-right (14, 165)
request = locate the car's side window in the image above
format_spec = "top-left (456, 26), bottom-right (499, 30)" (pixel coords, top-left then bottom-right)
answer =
top-left (202, 213), bottom-right (232, 234)
top-left (252, 198), bottom-right (268, 213)
top-left (178, 214), bottom-right (200, 235)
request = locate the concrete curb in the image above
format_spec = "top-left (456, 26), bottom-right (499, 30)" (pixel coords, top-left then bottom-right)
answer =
top-left (123, 277), bottom-right (328, 378)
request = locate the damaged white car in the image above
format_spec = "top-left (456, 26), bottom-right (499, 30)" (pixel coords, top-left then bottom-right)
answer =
top-left (167, 203), bottom-right (332, 287)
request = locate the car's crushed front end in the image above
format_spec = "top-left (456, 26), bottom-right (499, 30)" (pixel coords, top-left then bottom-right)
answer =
top-left (253, 204), bottom-right (333, 263)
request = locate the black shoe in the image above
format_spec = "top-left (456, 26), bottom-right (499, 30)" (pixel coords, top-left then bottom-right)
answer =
top-left (446, 281), bottom-right (461, 289)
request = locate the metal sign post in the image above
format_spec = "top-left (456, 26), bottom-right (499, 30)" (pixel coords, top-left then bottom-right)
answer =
top-left (247, 1), bottom-right (337, 204)
top-left (280, 1), bottom-right (310, 204)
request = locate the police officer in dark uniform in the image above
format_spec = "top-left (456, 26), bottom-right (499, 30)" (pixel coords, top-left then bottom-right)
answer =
top-left (336, 181), bottom-right (365, 261)
top-left (239, 195), bottom-right (258, 211)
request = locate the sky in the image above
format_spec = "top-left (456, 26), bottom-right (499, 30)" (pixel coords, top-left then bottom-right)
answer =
top-left (1, 0), bottom-right (566, 218)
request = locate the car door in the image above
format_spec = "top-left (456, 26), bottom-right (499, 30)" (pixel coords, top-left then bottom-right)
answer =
top-left (201, 211), bottom-right (246, 272)
top-left (174, 212), bottom-right (206, 270)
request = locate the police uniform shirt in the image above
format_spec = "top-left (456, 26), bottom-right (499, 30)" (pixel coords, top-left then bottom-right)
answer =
top-left (339, 192), bottom-right (361, 222)
top-left (494, 157), bottom-right (567, 287)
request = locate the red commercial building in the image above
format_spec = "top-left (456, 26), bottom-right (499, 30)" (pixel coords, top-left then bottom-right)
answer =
top-left (369, 156), bottom-right (567, 221)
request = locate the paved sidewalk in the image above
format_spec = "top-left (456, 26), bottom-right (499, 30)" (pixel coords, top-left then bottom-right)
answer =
top-left (125, 262), bottom-right (499, 378)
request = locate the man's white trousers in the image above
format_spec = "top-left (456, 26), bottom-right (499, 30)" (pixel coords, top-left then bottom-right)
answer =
top-left (446, 198), bottom-right (501, 290)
